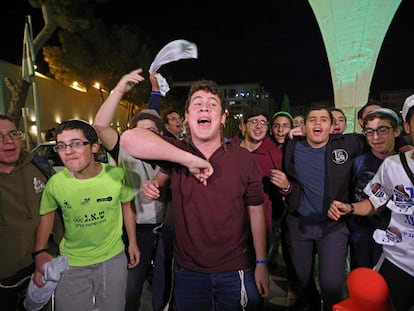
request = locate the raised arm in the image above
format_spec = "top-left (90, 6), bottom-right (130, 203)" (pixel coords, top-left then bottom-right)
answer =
top-left (148, 72), bottom-right (161, 114)
top-left (93, 68), bottom-right (145, 150)
top-left (120, 127), bottom-right (214, 185)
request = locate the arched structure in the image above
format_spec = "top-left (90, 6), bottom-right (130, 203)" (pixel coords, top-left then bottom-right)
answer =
top-left (309, 0), bottom-right (402, 130)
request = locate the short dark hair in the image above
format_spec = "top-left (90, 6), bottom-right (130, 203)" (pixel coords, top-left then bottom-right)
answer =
top-left (162, 110), bottom-right (181, 125)
top-left (243, 107), bottom-right (269, 123)
top-left (330, 107), bottom-right (347, 122)
top-left (185, 80), bottom-right (225, 113)
top-left (304, 105), bottom-right (333, 124)
top-left (357, 100), bottom-right (383, 119)
top-left (56, 119), bottom-right (98, 143)
top-left (130, 112), bottom-right (165, 133)
top-left (406, 106), bottom-right (414, 124)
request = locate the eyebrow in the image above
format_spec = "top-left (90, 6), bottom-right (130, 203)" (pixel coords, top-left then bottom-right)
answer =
top-left (191, 95), bottom-right (219, 102)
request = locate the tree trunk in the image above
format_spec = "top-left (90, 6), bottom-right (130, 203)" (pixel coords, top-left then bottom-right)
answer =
top-left (4, 77), bottom-right (30, 126)
top-left (4, 2), bottom-right (56, 125)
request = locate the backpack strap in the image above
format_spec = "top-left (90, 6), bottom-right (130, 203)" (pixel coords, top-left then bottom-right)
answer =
top-left (399, 152), bottom-right (414, 185)
top-left (31, 155), bottom-right (54, 179)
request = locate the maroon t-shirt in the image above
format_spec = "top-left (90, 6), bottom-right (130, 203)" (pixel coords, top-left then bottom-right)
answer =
top-left (162, 138), bottom-right (265, 273)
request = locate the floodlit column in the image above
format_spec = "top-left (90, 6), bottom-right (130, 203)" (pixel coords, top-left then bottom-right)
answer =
top-left (309, 0), bottom-right (402, 131)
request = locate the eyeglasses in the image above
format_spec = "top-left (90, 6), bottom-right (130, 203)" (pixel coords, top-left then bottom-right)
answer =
top-left (363, 126), bottom-right (393, 136)
top-left (0, 130), bottom-right (23, 142)
top-left (247, 119), bottom-right (269, 127)
top-left (54, 140), bottom-right (92, 152)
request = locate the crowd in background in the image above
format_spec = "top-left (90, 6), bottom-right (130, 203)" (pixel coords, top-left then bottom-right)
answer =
top-left (2, 68), bottom-right (414, 311)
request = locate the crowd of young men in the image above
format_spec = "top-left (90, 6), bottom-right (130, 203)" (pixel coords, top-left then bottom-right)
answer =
top-left (2, 67), bottom-right (414, 310)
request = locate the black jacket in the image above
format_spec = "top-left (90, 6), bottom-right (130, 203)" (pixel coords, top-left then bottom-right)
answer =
top-left (283, 133), bottom-right (368, 221)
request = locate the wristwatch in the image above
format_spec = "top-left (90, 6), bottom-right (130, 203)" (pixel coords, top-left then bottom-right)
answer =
top-left (349, 203), bottom-right (355, 215)
top-left (32, 248), bottom-right (48, 259)
top-left (280, 183), bottom-right (292, 193)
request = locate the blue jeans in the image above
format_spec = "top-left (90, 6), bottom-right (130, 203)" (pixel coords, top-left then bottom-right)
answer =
top-left (174, 264), bottom-right (263, 311)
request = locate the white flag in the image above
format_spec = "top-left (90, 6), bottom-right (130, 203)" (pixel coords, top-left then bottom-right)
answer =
top-left (22, 15), bottom-right (35, 82)
top-left (149, 39), bottom-right (198, 73)
top-left (149, 39), bottom-right (198, 96)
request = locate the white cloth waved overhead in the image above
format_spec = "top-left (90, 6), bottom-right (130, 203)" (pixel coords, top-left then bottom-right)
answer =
top-left (149, 39), bottom-right (198, 96)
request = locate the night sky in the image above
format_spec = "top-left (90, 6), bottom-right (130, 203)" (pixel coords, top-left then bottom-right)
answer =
top-left (1, 0), bottom-right (413, 106)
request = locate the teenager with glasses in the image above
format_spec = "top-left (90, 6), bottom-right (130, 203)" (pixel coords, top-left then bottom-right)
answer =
top-left (32, 119), bottom-right (140, 311)
top-left (239, 108), bottom-right (284, 246)
top-left (348, 108), bottom-right (401, 270)
top-left (328, 96), bottom-right (414, 311)
top-left (239, 108), bottom-right (294, 305)
top-left (163, 110), bottom-right (183, 139)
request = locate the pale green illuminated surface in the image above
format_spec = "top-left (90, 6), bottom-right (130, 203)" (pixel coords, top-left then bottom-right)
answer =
top-left (309, 0), bottom-right (402, 130)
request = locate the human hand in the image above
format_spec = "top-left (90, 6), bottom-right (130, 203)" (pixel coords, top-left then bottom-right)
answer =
top-left (269, 169), bottom-right (289, 189)
top-left (149, 72), bottom-right (160, 91)
top-left (185, 156), bottom-right (214, 186)
top-left (254, 264), bottom-right (269, 298)
top-left (111, 68), bottom-right (145, 95)
top-left (127, 243), bottom-right (141, 269)
top-left (289, 126), bottom-right (304, 139)
top-left (328, 200), bottom-right (350, 221)
top-left (33, 251), bottom-right (53, 287)
top-left (141, 180), bottom-right (161, 200)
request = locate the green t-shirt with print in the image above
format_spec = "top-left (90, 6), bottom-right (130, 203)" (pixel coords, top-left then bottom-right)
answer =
top-left (40, 163), bottom-right (134, 266)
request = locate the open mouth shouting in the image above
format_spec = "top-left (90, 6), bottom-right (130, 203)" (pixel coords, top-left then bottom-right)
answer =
top-left (197, 117), bottom-right (211, 127)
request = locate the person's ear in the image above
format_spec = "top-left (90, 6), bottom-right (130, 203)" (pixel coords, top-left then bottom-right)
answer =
top-left (91, 142), bottom-right (100, 154)
top-left (404, 121), bottom-right (411, 135)
top-left (394, 126), bottom-right (401, 137)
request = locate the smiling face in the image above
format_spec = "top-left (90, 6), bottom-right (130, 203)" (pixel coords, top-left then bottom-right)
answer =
top-left (0, 118), bottom-right (21, 173)
top-left (245, 115), bottom-right (269, 144)
top-left (185, 89), bottom-right (226, 144)
top-left (364, 118), bottom-right (398, 159)
top-left (304, 108), bottom-right (332, 148)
